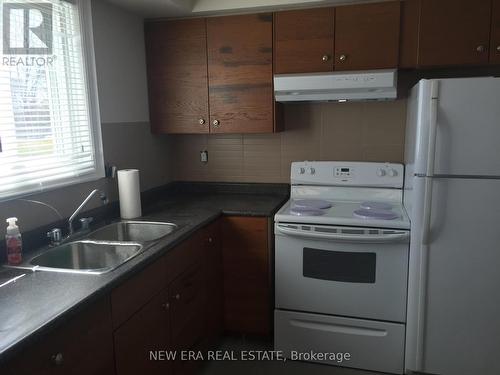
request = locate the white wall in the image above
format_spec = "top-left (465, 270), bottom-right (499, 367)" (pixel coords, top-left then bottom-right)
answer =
top-left (91, 0), bottom-right (150, 124)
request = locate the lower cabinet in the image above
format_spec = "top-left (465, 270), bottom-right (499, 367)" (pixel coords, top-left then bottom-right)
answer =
top-left (3, 297), bottom-right (115, 375)
top-left (222, 216), bottom-right (271, 336)
top-left (112, 219), bottom-right (223, 375)
top-left (113, 289), bottom-right (172, 375)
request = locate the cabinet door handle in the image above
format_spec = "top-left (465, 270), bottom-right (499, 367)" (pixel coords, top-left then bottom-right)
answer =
top-left (496, 45), bottom-right (500, 52)
top-left (174, 293), bottom-right (181, 300)
top-left (339, 54), bottom-right (347, 62)
top-left (476, 45), bottom-right (486, 53)
top-left (212, 119), bottom-right (220, 128)
top-left (199, 118), bottom-right (206, 125)
top-left (51, 352), bottom-right (64, 366)
top-left (322, 54), bottom-right (330, 62)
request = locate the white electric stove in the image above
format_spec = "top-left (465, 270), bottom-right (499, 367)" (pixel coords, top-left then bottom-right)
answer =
top-left (274, 161), bottom-right (410, 375)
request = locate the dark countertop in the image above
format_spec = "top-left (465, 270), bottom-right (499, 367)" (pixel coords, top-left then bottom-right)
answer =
top-left (0, 189), bottom-right (288, 363)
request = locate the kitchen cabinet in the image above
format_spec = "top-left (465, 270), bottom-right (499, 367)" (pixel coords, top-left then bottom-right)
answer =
top-left (334, 1), bottom-right (401, 71)
top-left (417, 0), bottom-right (492, 67)
top-left (112, 219), bottom-right (222, 375)
top-left (114, 290), bottom-right (172, 375)
top-left (145, 19), bottom-right (209, 134)
top-left (3, 298), bottom-right (114, 375)
top-left (491, 0), bottom-right (500, 64)
top-left (274, 8), bottom-right (335, 74)
top-left (145, 14), bottom-right (279, 134)
top-left (222, 216), bottom-right (271, 336)
top-left (206, 13), bottom-right (275, 134)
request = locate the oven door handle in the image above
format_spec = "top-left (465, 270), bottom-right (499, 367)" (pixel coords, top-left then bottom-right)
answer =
top-left (276, 224), bottom-right (409, 243)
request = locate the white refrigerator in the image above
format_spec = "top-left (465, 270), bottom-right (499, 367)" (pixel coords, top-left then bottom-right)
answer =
top-left (404, 77), bottom-right (500, 375)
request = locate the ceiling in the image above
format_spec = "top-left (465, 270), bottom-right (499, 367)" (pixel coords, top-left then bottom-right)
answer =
top-left (106, 0), bottom-right (371, 18)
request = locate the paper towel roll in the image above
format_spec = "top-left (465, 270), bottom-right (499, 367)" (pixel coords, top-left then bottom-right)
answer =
top-left (117, 169), bottom-right (142, 219)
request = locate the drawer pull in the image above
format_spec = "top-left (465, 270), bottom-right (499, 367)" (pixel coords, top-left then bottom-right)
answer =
top-left (174, 293), bottom-right (181, 300)
top-left (51, 352), bottom-right (64, 366)
top-left (290, 319), bottom-right (387, 337)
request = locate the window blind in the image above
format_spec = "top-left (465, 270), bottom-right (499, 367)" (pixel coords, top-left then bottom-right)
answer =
top-left (0, 0), bottom-right (102, 200)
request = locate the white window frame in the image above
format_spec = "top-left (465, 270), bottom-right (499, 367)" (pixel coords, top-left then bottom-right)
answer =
top-left (0, 0), bottom-right (104, 201)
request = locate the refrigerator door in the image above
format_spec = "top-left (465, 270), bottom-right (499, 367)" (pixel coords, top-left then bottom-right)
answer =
top-left (407, 77), bottom-right (500, 177)
top-left (406, 177), bottom-right (500, 375)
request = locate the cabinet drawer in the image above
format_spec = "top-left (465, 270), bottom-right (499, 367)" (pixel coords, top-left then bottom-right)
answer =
top-left (4, 298), bottom-right (114, 375)
top-left (111, 257), bottom-right (167, 329)
top-left (275, 310), bottom-right (405, 374)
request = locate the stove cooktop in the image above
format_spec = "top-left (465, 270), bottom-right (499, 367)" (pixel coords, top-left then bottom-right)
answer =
top-left (276, 198), bottom-right (410, 230)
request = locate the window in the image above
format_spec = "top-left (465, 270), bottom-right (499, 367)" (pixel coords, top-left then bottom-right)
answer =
top-left (0, 0), bottom-right (103, 200)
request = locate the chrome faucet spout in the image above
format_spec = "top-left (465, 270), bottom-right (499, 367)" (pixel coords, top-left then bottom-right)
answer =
top-left (68, 189), bottom-right (101, 235)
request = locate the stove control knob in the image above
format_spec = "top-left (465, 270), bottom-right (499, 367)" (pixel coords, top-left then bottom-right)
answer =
top-left (388, 168), bottom-right (398, 177)
top-left (299, 167), bottom-right (306, 174)
top-left (376, 168), bottom-right (386, 177)
top-left (309, 167), bottom-right (316, 175)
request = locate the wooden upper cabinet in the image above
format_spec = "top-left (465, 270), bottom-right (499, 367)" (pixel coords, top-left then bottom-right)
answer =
top-left (145, 19), bottom-right (209, 134)
top-left (334, 1), bottom-right (401, 71)
top-left (418, 0), bottom-right (492, 67)
top-left (274, 8), bottom-right (335, 74)
top-left (491, 0), bottom-right (500, 64)
top-left (206, 14), bottom-right (274, 134)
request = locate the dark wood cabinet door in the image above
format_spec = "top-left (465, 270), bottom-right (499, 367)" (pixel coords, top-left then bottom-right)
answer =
top-left (222, 216), bottom-right (270, 336)
top-left (491, 0), bottom-right (500, 64)
top-left (145, 19), bottom-right (209, 134)
top-left (4, 298), bottom-right (114, 375)
top-left (114, 289), bottom-right (171, 375)
top-left (207, 14), bottom-right (274, 134)
top-left (334, 1), bottom-right (401, 71)
top-left (418, 0), bottom-right (491, 67)
top-left (202, 221), bottom-right (224, 342)
top-left (274, 8), bottom-right (335, 74)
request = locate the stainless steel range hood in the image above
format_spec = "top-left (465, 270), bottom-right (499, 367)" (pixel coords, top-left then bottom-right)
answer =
top-left (274, 69), bottom-right (397, 102)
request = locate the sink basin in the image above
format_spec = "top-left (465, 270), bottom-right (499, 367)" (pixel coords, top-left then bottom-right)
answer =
top-left (29, 241), bottom-right (143, 274)
top-left (86, 221), bottom-right (178, 242)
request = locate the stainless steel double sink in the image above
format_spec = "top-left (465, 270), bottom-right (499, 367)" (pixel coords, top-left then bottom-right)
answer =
top-left (16, 221), bottom-right (178, 275)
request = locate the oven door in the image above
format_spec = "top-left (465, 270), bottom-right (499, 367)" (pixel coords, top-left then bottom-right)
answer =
top-left (275, 223), bottom-right (409, 322)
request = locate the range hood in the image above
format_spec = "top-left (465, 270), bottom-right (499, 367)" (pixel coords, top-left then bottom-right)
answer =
top-left (274, 69), bottom-right (397, 102)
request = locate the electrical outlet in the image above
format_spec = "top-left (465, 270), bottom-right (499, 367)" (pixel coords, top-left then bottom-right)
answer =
top-left (200, 150), bottom-right (208, 163)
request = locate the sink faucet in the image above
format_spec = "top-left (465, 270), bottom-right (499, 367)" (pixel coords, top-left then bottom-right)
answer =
top-left (68, 189), bottom-right (107, 235)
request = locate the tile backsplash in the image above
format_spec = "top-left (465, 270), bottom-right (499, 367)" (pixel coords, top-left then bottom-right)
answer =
top-left (172, 100), bottom-right (407, 183)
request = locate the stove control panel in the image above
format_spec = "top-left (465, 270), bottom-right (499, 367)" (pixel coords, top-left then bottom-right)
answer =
top-left (291, 161), bottom-right (404, 188)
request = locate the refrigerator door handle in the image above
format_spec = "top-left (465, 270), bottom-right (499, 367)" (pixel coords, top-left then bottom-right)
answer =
top-left (426, 81), bottom-right (439, 178)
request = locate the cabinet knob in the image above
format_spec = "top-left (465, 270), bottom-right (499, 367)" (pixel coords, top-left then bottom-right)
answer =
top-left (476, 45), bottom-right (486, 53)
top-left (339, 54), bottom-right (347, 62)
top-left (208, 237), bottom-right (213, 243)
top-left (175, 293), bottom-right (181, 300)
top-left (322, 54), bottom-right (330, 62)
top-left (51, 353), bottom-right (64, 366)
top-left (212, 119), bottom-right (220, 127)
top-left (161, 302), bottom-right (170, 310)
top-left (496, 45), bottom-right (500, 52)
top-left (199, 118), bottom-right (206, 125)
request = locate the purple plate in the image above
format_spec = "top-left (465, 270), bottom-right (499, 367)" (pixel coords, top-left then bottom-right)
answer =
top-left (353, 209), bottom-right (399, 220)
top-left (360, 201), bottom-right (393, 211)
top-left (292, 199), bottom-right (332, 210)
top-left (290, 206), bottom-right (326, 216)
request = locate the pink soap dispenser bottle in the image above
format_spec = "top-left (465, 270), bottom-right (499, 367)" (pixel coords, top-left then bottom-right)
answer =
top-left (5, 217), bottom-right (22, 266)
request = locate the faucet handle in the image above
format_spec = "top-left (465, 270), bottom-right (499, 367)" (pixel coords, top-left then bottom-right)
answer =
top-left (79, 217), bottom-right (94, 231)
top-left (47, 228), bottom-right (62, 246)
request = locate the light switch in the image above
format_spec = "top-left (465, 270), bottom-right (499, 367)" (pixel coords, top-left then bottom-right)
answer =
top-left (200, 150), bottom-right (208, 163)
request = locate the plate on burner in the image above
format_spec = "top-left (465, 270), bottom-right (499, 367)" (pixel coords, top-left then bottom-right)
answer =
top-left (290, 206), bottom-right (326, 216)
top-left (360, 201), bottom-right (393, 211)
top-left (353, 209), bottom-right (399, 220)
top-left (292, 199), bottom-right (332, 210)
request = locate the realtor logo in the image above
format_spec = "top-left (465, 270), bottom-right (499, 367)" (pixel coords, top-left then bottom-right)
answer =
top-left (3, 3), bottom-right (53, 54)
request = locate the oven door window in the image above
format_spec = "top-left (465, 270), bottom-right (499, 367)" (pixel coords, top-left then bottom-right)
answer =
top-left (303, 248), bottom-right (376, 283)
